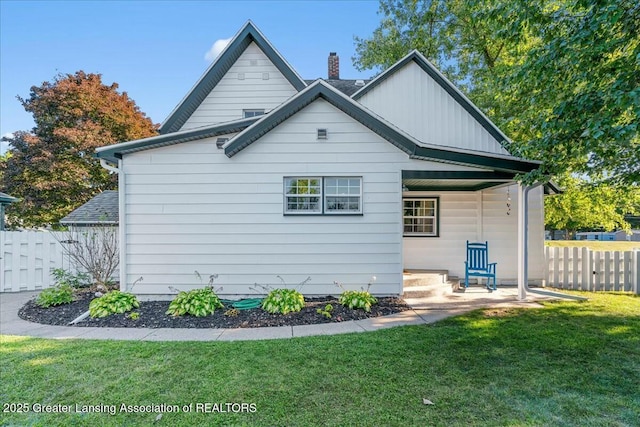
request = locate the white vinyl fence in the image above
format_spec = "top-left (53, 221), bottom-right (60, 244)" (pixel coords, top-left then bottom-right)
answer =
top-left (545, 246), bottom-right (640, 294)
top-left (0, 231), bottom-right (70, 292)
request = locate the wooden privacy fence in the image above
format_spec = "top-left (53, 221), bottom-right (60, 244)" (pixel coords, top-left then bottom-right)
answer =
top-left (545, 246), bottom-right (640, 294)
top-left (0, 230), bottom-right (79, 292)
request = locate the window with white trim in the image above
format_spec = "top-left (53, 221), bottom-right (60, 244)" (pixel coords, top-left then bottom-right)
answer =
top-left (403, 198), bottom-right (439, 236)
top-left (243, 109), bottom-right (265, 118)
top-left (284, 177), bottom-right (322, 213)
top-left (284, 177), bottom-right (362, 215)
top-left (324, 177), bottom-right (362, 214)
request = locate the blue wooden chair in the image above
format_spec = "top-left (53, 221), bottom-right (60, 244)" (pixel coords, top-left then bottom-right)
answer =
top-left (464, 241), bottom-right (497, 290)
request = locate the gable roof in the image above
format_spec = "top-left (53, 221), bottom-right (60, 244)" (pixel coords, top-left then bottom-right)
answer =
top-left (352, 50), bottom-right (511, 149)
top-left (60, 191), bottom-right (119, 225)
top-left (95, 116), bottom-right (260, 163)
top-left (159, 21), bottom-right (307, 135)
top-left (224, 80), bottom-right (541, 174)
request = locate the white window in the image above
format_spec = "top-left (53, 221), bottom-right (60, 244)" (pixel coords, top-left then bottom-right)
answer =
top-left (284, 177), bottom-right (362, 215)
top-left (284, 177), bottom-right (322, 214)
top-left (324, 177), bottom-right (362, 214)
top-left (243, 109), bottom-right (265, 118)
top-left (403, 198), bottom-right (438, 236)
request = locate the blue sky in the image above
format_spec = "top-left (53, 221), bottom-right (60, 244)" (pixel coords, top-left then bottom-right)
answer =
top-left (0, 0), bottom-right (382, 152)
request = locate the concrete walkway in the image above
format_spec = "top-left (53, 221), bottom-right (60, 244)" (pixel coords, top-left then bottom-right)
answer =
top-left (0, 288), bottom-right (569, 342)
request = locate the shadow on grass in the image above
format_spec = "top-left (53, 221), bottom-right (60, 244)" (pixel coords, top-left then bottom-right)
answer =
top-left (1, 292), bottom-right (638, 426)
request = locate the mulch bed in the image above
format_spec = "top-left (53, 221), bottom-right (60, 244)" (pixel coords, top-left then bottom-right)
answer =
top-left (18, 290), bottom-right (410, 329)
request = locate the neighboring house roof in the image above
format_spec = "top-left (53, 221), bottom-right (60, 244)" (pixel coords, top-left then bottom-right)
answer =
top-left (352, 50), bottom-right (512, 151)
top-left (59, 191), bottom-right (119, 225)
top-left (159, 21), bottom-right (307, 135)
top-left (0, 192), bottom-right (18, 205)
top-left (96, 116), bottom-right (259, 163)
top-left (224, 80), bottom-right (541, 174)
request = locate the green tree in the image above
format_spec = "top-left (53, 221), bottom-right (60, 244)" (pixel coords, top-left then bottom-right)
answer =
top-left (353, 0), bottom-right (639, 185)
top-left (545, 177), bottom-right (640, 238)
top-left (502, 0), bottom-right (640, 185)
top-left (1, 71), bottom-right (158, 227)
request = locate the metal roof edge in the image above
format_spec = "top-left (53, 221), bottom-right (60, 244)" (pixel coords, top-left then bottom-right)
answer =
top-left (96, 117), bottom-right (260, 162)
top-left (159, 21), bottom-right (306, 134)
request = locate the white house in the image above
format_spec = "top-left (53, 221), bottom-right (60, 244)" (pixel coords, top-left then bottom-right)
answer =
top-left (95, 21), bottom-right (550, 298)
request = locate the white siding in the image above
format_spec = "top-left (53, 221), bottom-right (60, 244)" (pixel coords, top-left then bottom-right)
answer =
top-left (180, 42), bottom-right (298, 130)
top-left (403, 185), bottom-right (545, 283)
top-left (358, 61), bottom-right (510, 155)
top-left (123, 99), bottom-right (490, 296)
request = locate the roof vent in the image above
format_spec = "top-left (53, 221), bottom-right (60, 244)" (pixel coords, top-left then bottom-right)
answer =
top-left (355, 79), bottom-right (365, 87)
top-left (317, 128), bottom-right (328, 140)
top-left (216, 138), bottom-right (229, 149)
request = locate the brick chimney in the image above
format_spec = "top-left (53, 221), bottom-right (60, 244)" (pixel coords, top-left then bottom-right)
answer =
top-left (328, 52), bottom-right (339, 79)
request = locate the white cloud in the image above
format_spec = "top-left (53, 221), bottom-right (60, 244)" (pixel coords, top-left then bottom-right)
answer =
top-left (204, 38), bottom-right (231, 62)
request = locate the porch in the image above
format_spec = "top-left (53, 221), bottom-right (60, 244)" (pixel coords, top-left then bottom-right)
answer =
top-left (402, 270), bottom-right (580, 309)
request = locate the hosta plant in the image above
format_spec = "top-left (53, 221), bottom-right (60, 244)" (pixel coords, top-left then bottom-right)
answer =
top-left (36, 285), bottom-right (74, 308)
top-left (339, 290), bottom-right (378, 312)
top-left (89, 291), bottom-right (140, 318)
top-left (261, 288), bottom-right (305, 314)
top-left (166, 288), bottom-right (224, 317)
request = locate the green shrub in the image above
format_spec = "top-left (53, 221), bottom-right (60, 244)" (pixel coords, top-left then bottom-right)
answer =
top-left (36, 285), bottom-right (74, 308)
top-left (262, 288), bottom-right (305, 314)
top-left (51, 268), bottom-right (91, 288)
top-left (339, 290), bottom-right (378, 312)
top-left (166, 288), bottom-right (224, 317)
top-left (316, 303), bottom-right (333, 319)
top-left (89, 291), bottom-right (139, 318)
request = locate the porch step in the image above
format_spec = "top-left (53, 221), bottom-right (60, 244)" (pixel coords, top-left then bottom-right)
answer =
top-left (403, 270), bottom-right (449, 287)
top-left (402, 271), bottom-right (462, 298)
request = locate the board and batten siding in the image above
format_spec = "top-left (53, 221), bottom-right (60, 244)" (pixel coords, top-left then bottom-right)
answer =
top-left (122, 98), bottom-right (488, 296)
top-left (180, 42), bottom-right (298, 131)
top-left (403, 186), bottom-right (545, 283)
top-left (358, 61), bottom-right (510, 156)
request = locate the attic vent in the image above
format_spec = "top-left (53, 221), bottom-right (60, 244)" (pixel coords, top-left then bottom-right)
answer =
top-left (262, 72), bottom-right (269, 80)
top-left (317, 128), bottom-right (328, 140)
top-left (216, 138), bottom-right (229, 149)
top-left (237, 72), bottom-right (245, 80)
top-left (355, 79), bottom-right (365, 87)
top-left (250, 59), bottom-right (258, 66)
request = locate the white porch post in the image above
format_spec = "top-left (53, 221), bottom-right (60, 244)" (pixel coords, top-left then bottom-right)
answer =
top-left (517, 183), bottom-right (528, 301)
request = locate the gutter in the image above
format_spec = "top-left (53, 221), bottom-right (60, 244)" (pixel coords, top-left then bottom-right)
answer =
top-left (99, 159), bottom-right (127, 292)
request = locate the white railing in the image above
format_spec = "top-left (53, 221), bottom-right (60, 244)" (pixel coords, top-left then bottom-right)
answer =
top-left (545, 246), bottom-right (640, 294)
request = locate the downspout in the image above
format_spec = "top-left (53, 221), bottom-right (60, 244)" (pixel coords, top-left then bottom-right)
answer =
top-left (100, 159), bottom-right (127, 292)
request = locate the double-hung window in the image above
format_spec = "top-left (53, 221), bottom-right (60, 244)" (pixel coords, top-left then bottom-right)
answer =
top-left (284, 177), bottom-right (322, 213)
top-left (403, 198), bottom-right (439, 236)
top-left (324, 177), bottom-right (362, 214)
top-left (284, 177), bottom-right (362, 215)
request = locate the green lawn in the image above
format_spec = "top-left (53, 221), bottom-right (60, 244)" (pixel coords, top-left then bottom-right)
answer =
top-left (1, 292), bottom-right (639, 426)
top-left (546, 240), bottom-right (640, 251)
